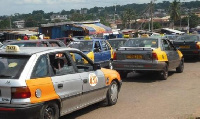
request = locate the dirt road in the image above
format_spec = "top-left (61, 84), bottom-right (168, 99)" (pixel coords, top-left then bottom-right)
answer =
top-left (62, 60), bottom-right (200, 119)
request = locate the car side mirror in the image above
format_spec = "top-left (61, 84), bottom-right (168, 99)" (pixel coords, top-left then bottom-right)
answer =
top-left (93, 63), bottom-right (101, 70)
top-left (176, 47), bottom-right (180, 50)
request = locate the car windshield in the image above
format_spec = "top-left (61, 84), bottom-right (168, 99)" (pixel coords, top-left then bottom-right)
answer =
top-left (108, 40), bottom-right (127, 49)
top-left (177, 35), bottom-right (199, 41)
top-left (123, 38), bottom-right (158, 48)
top-left (68, 41), bottom-right (93, 52)
top-left (0, 55), bottom-right (30, 79)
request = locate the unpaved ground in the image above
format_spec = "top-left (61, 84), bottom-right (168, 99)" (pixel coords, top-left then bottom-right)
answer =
top-left (61, 59), bottom-right (200, 119)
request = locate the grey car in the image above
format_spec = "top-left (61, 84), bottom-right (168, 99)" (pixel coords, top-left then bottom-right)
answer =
top-left (112, 38), bottom-right (184, 80)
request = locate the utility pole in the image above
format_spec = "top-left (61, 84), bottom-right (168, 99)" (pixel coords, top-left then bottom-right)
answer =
top-left (150, 0), bottom-right (154, 32)
top-left (187, 15), bottom-right (190, 34)
top-left (114, 4), bottom-right (117, 24)
top-left (9, 16), bottom-right (12, 30)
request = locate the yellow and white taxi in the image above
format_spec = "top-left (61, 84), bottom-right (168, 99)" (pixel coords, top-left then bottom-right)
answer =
top-left (0, 45), bottom-right (122, 119)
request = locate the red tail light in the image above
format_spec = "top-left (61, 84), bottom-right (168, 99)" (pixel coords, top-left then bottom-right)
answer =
top-left (113, 52), bottom-right (117, 60)
top-left (152, 53), bottom-right (158, 60)
top-left (11, 87), bottom-right (31, 99)
top-left (196, 43), bottom-right (200, 49)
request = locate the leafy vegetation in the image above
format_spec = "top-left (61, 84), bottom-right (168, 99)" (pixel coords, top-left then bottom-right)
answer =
top-left (0, 1), bottom-right (200, 29)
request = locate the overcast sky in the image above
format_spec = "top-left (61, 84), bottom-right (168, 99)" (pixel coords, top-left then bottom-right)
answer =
top-left (0, 0), bottom-right (194, 16)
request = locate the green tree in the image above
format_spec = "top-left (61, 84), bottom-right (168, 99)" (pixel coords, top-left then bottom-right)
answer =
top-left (121, 8), bottom-right (136, 29)
top-left (0, 18), bottom-right (10, 29)
top-left (25, 17), bottom-right (37, 27)
top-left (169, 0), bottom-right (181, 28)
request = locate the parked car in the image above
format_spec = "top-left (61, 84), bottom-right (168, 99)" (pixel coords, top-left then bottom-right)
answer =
top-left (0, 45), bottom-right (122, 119)
top-left (3, 39), bottom-right (66, 48)
top-left (68, 39), bottom-right (114, 69)
top-left (56, 37), bottom-right (79, 46)
top-left (173, 34), bottom-right (200, 59)
top-left (112, 38), bottom-right (184, 80)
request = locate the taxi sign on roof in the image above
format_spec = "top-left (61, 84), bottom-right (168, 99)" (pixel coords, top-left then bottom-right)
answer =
top-left (6, 45), bottom-right (20, 52)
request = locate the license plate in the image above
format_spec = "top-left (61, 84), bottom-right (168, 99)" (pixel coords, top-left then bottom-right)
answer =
top-left (179, 46), bottom-right (190, 49)
top-left (126, 54), bottom-right (143, 59)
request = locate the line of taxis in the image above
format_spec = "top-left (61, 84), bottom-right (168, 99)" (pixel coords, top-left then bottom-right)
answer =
top-left (0, 34), bottom-right (199, 119)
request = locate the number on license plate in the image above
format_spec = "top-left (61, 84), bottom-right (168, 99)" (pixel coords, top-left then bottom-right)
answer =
top-left (126, 55), bottom-right (143, 59)
top-left (179, 46), bottom-right (190, 49)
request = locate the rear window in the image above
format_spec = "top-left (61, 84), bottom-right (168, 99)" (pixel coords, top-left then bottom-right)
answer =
top-left (0, 55), bottom-right (30, 79)
top-left (123, 38), bottom-right (158, 48)
top-left (177, 35), bottom-right (199, 41)
top-left (108, 40), bottom-right (127, 49)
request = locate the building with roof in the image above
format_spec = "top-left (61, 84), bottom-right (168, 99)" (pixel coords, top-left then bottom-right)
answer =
top-left (39, 20), bottom-right (112, 39)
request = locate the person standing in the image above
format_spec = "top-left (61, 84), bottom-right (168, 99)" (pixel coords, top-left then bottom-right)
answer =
top-left (23, 34), bottom-right (29, 40)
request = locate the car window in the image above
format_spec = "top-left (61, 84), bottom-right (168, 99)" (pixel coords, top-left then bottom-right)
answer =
top-left (101, 41), bottom-right (109, 51)
top-left (177, 35), bottom-right (199, 41)
top-left (31, 55), bottom-right (49, 78)
top-left (108, 40), bottom-right (126, 49)
top-left (69, 51), bottom-right (93, 73)
top-left (49, 52), bottom-right (75, 76)
top-left (124, 38), bottom-right (158, 48)
top-left (49, 42), bottom-right (60, 47)
top-left (0, 55), bottom-right (30, 79)
top-left (94, 41), bottom-right (101, 52)
top-left (162, 39), bottom-right (172, 51)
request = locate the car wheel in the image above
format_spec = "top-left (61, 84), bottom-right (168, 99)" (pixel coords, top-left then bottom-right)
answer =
top-left (107, 81), bottom-right (119, 106)
top-left (40, 102), bottom-right (59, 119)
top-left (160, 64), bottom-right (168, 80)
top-left (109, 60), bottom-right (113, 70)
top-left (118, 71), bottom-right (128, 79)
top-left (176, 59), bottom-right (184, 73)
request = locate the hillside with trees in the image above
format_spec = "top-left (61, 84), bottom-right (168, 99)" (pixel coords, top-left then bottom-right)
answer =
top-left (0, 1), bottom-right (200, 29)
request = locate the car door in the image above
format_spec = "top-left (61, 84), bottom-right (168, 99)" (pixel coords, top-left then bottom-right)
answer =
top-left (167, 40), bottom-right (180, 68)
top-left (162, 39), bottom-right (179, 69)
top-left (100, 40), bottom-right (111, 65)
top-left (68, 51), bottom-right (106, 107)
top-left (47, 52), bottom-right (83, 114)
top-left (93, 41), bottom-right (103, 63)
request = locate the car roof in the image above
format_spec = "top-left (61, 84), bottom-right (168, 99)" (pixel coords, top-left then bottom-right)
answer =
top-left (0, 47), bottom-right (79, 56)
top-left (108, 38), bottom-right (128, 40)
top-left (75, 39), bottom-right (106, 41)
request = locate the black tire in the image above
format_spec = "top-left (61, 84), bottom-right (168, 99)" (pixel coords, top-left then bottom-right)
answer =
top-left (118, 71), bottom-right (128, 79)
top-left (40, 102), bottom-right (59, 119)
top-left (160, 64), bottom-right (168, 80)
top-left (107, 81), bottom-right (119, 106)
top-left (100, 81), bottom-right (119, 106)
top-left (176, 59), bottom-right (184, 73)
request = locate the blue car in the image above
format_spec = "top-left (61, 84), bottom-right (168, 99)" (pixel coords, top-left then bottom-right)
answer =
top-left (68, 39), bottom-right (114, 69)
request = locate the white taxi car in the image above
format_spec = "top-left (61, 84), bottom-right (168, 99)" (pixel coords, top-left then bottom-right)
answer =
top-left (0, 45), bottom-right (122, 119)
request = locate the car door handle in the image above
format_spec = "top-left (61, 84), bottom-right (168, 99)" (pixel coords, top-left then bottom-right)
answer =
top-left (83, 79), bottom-right (88, 83)
top-left (58, 84), bottom-right (63, 89)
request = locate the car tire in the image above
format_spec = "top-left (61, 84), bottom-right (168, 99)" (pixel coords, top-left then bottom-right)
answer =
top-left (118, 71), bottom-right (128, 79)
top-left (160, 64), bottom-right (168, 80)
top-left (99, 81), bottom-right (119, 106)
top-left (39, 102), bottom-right (59, 119)
top-left (176, 59), bottom-right (184, 73)
top-left (107, 81), bottom-right (119, 106)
